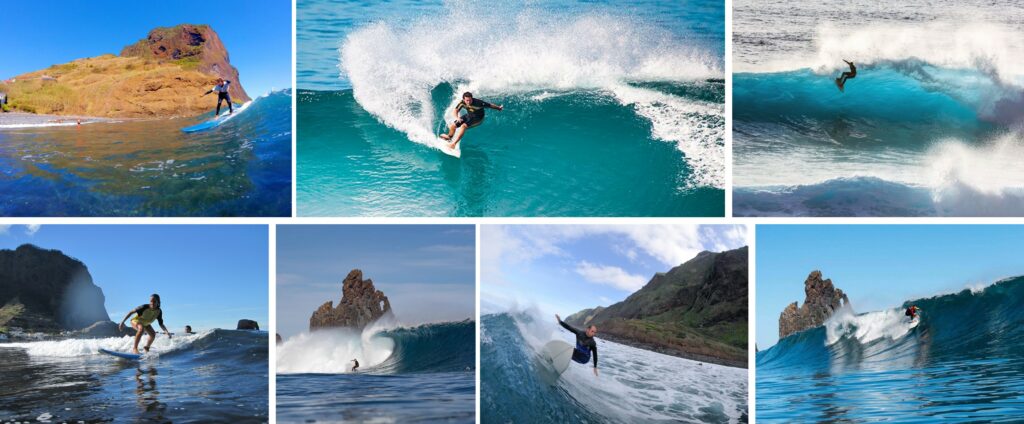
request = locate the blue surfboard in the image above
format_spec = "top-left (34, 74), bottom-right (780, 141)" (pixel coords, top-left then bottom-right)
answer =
top-left (98, 348), bottom-right (142, 360)
top-left (181, 101), bottom-right (252, 133)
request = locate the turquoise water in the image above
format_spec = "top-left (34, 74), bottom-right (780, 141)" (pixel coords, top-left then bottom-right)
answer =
top-left (297, 0), bottom-right (725, 216)
top-left (0, 91), bottom-right (292, 217)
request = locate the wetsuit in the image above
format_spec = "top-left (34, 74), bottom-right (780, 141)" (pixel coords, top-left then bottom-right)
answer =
top-left (905, 307), bottom-right (918, 320)
top-left (205, 81), bottom-right (234, 115)
top-left (839, 62), bottom-right (857, 85)
top-left (352, 359), bottom-right (359, 371)
top-left (453, 99), bottom-right (494, 128)
top-left (130, 304), bottom-right (165, 329)
top-left (558, 319), bottom-right (598, 368)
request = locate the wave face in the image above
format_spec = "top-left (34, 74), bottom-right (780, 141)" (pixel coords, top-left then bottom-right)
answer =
top-left (757, 277), bottom-right (1024, 422)
top-left (732, 0), bottom-right (1024, 216)
top-left (277, 319), bottom-right (475, 375)
top-left (0, 329), bottom-right (268, 422)
top-left (481, 311), bottom-right (747, 423)
top-left (0, 90), bottom-right (292, 217)
top-left (297, 0), bottom-right (725, 217)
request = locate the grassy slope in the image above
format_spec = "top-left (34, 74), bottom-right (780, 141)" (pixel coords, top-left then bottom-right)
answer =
top-left (1, 55), bottom-right (238, 118)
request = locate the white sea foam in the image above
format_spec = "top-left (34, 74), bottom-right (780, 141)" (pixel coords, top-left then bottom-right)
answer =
top-left (0, 330), bottom-right (208, 358)
top-left (339, 8), bottom-right (723, 186)
top-left (825, 306), bottom-right (917, 346)
top-left (276, 314), bottom-right (400, 374)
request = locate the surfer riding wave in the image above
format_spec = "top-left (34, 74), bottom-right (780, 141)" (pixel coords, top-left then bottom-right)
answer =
top-left (439, 92), bottom-right (503, 150)
top-left (555, 314), bottom-right (599, 376)
top-left (118, 293), bottom-right (172, 354)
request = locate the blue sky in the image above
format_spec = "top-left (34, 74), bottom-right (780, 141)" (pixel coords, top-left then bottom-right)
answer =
top-left (481, 224), bottom-right (748, 317)
top-left (757, 225), bottom-right (1024, 349)
top-left (0, 224), bottom-right (268, 332)
top-left (276, 225), bottom-right (476, 338)
top-left (1, 0), bottom-right (291, 95)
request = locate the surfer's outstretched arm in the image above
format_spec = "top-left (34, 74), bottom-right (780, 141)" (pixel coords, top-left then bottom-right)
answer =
top-left (156, 311), bottom-right (171, 338)
top-left (118, 310), bottom-right (135, 331)
top-left (556, 314), bottom-right (581, 335)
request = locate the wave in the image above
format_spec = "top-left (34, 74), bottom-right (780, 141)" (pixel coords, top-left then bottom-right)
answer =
top-left (0, 328), bottom-right (267, 362)
top-left (277, 318), bottom-right (474, 375)
top-left (757, 276), bottom-right (1024, 373)
top-left (737, 22), bottom-right (1024, 86)
top-left (339, 7), bottom-right (724, 188)
top-left (482, 311), bottom-right (747, 423)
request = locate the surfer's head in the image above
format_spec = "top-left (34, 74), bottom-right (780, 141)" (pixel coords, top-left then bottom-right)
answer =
top-left (586, 325), bottom-right (597, 337)
top-left (150, 293), bottom-right (161, 308)
top-left (185, 325), bottom-right (192, 333)
top-left (462, 92), bottom-right (473, 104)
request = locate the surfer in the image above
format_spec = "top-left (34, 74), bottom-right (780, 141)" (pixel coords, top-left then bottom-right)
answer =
top-left (439, 92), bottom-right (504, 149)
top-left (201, 78), bottom-right (234, 116)
top-left (351, 359), bottom-right (359, 372)
top-left (905, 305), bottom-right (922, 321)
top-left (835, 60), bottom-right (857, 92)
top-left (118, 294), bottom-right (172, 354)
top-left (555, 314), bottom-right (599, 376)
top-left (184, 325), bottom-right (195, 335)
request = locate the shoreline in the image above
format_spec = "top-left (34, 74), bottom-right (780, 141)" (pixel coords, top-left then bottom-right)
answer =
top-left (598, 332), bottom-right (748, 369)
top-left (0, 111), bottom-right (122, 128)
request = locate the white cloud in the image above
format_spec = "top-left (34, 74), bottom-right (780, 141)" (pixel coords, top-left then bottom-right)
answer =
top-left (25, 224), bottom-right (41, 236)
top-left (575, 261), bottom-right (647, 292)
top-left (0, 225), bottom-right (10, 235)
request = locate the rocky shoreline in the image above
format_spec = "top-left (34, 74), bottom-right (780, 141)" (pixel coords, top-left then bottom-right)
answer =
top-left (0, 111), bottom-right (120, 128)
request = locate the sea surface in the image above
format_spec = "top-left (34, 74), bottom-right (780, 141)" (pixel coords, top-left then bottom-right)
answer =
top-left (481, 312), bottom-right (747, 423)
top-left (732, 0), bottom-right (1024, 216)
top-left (296, 0), bottom-right (725, 216)
top-left (757, 277), bottom-right (1024, 422)
top-left (276, 320), bottom-right (476, 423)
top-left (0, 90), bottom-right (292, 216)
top-left (0, 329), bottom-right (269, 423)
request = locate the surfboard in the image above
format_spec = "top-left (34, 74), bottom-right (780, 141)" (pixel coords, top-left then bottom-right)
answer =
top-left (181, 101), bottom-right (252, 133)
top-left (435, 137), bottom-right (461, 158)
top-left (98, 348), bottom-right (142, 360)
top-left (835, 78), bottom-right (844, 92)
top-left (541, 340), bottom-right (575, 376)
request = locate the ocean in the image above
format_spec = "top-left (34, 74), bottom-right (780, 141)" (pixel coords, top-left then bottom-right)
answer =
top-left (756, 277), bottom-right (1024, 422)
top-left (0, 90), bottom-right (292, 217)
top-left (276, 320), bottom-right (476, 423)
top-left (296, 0), bottom-right (725, 216)
top-left (0, 329), bottom-right (269, 423)
top-left (481, 312), bottom-right (748, 423)
top-left (732, 0), bottom-right (1024, 216)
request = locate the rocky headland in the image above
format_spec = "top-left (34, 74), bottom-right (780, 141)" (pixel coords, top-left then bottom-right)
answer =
top-left (310, 269), bottom-right (392, 331)
top-left (778, 270), bottom-right (851, 339)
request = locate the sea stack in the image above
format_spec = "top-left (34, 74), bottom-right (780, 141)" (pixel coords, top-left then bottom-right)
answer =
top-left (309, 269), bottom-right (391, 331)
top-left (778, 270), bottom-right (851, 339)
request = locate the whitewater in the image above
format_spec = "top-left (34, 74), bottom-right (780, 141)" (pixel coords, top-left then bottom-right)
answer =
top-left (757, 277), bottom-right (1024, 422)
top-left (733, 0), bottom-right (1024, 216)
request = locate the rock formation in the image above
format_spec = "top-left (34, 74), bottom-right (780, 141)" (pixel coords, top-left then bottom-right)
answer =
top-left (310, 269), bottom-right (391, 331)
top-left (0, 24), bottom-right (249, 118)
top-left (121, 24), bottom-right (250, 102)
top-left (0, 244), bottom-right (111, 332)
top-left (778, 270), bottom-right (850, 339)
top-left (566, 247), bottom-right (749, 368)
top-left (77, 320), bottom-right (135, 338)
top-left (237, 319), bottom-right (260, 330)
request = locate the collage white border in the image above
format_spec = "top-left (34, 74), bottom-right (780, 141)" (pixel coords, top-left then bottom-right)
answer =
top-left (2, 0), bottom-right (1022, 422)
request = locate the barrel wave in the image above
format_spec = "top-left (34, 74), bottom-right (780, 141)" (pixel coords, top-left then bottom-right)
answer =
top-left (757, 277), bottom-right (1024, 422)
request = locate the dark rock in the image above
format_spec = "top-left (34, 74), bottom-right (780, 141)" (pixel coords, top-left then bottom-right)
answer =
top-left (121, 24), bottom-right (250, 101)
top-left (566, 247), bottom-right (748, 368)
top-left (778, 270), bottom-right (851, 339)
top-left (0, 244), bottom-right (111, 332)
top-left (310, 269), bottom-right (391, 331)
top-left (237, 319), bottom-right (259, 330)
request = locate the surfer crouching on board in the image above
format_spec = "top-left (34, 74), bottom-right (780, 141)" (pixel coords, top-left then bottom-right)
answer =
top-left (905, 305), bottom-right (922, 321)
top-left (835, 60), bottom-right (856, 92)
top-left (555, 314), bottom-right (599, 376)
top-left (118, 294), bottom-right (172, 354)
top-left (440, 92), bottom-right (503, 150)
top-left (201, 78), bottom-right (234, 116)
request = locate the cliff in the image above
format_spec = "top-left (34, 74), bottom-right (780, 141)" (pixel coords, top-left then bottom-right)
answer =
top-left (0, 24), bottom-right (249, 118)
top-left (778, 270), bottom-right (850, 339)
top-left (0, 244), bottom-right (111, 333)
top-left (566, 247), bottom-right (749, 368)
top-left (310, 269), bottom-right (392, 331)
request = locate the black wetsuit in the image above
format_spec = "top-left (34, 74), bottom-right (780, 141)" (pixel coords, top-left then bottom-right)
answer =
top-left (352, 359), bottom-right (359, 371)
top-left (558, 319), bottom-right (598, 368)
top-left (839, 62), bottom-right (857, 85)
top-left (454, 99), bottom-right (494, 128)
top-left (205, 81), bottom-right (234, 115)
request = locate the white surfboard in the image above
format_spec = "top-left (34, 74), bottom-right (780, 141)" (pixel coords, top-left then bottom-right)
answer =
top-left (434, 137), bottom-right (461, 158)
top-left (181, 101), bottom-right (253, 133)
top-left (541, 340), bottom-right (575, 376)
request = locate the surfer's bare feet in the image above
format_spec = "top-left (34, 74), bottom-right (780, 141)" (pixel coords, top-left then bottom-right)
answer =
top-left (440, 134), bottom-right (451, 141)
top-left (448, 141), bottom-right (458, 150)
